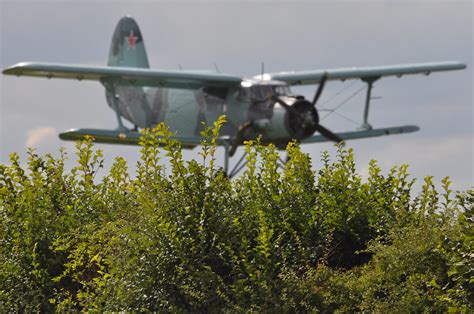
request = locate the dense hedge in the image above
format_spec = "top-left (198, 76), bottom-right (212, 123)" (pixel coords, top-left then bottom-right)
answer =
top-left (1, 117), bottom-right (472, 311)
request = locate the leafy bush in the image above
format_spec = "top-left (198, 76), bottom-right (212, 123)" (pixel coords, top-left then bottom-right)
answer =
top-left (0, 117), bottom-right (472, 311)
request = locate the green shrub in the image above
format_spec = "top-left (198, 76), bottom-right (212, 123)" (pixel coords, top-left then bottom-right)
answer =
top-left (0, 117), bottom-right (472, 311)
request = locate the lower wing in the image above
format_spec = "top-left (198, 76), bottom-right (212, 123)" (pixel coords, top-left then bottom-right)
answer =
top-left (59, 128), bottom-right (230, 149)
top-left (61, 125), bottom-right (418, 148)
top-left (302, 125), bottom-right (419, 143)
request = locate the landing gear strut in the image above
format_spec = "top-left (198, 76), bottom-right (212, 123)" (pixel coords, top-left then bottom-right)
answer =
top-left (222, 139), bottom-right (291, 179)
top-left (223, 140), bottom-right (249, 178)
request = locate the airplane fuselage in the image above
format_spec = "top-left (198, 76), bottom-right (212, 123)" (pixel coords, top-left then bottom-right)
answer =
top-left (106, 80), bottom-right (306, 146)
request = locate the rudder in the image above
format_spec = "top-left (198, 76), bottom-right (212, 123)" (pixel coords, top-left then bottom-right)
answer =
top-left (108, 16), bottom-right (149, 68)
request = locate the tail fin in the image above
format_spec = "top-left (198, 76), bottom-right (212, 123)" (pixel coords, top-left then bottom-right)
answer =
top-left (108, 16), bottom-right (149, 68)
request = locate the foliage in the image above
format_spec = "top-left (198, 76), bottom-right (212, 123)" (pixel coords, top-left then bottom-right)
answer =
top-left (0, 117), bottom-right (472, 311)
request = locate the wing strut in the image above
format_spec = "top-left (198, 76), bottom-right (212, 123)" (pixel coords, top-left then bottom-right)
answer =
top-left (101, 80), bottom-right (128, 131)
top-left (360, 77), bottom-right (380, 130)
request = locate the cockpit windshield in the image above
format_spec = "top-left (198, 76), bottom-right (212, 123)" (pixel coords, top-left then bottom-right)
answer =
top-left (273, 85), bottom-right (291, 96)
top-left (246, 84), bottom-right (291, 100)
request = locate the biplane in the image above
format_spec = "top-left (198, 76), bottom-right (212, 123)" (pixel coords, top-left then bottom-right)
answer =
top-left (2, 16), bottom-right (466, 177)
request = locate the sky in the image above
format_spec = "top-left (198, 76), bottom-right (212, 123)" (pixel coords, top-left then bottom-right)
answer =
top-left (1, 0), bottom-right (472, 192)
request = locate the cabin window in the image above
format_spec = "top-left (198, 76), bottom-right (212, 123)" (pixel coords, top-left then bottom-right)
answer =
top-left (250, 86), bottom-right (263, 100)
top-left (237, 87), bottom-right (250, 100)
top-left (259, 86), bottom-right (273, 99)
top-left (203, 87), bottom-right (227, 112)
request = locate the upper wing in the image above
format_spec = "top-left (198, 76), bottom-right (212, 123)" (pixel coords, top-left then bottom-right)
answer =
top-left (258, 61), bottom-right (466, 85)
top-left (2, 62), bottom-right (242, 89)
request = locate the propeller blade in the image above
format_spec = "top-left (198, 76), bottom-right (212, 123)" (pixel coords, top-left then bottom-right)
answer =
top-left (314, 124), bottom-right (343, 143)
top-left (273, 96), bottom-right (290, 109)
top-left (312, 73), bottom-right (329, 106)
top-left (273, 96), bottom-right (299, 115)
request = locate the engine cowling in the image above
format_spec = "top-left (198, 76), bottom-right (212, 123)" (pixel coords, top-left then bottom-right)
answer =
top-left (249, 98), bottom-right (319, 144)
top-left (285, 99), bottom-right (319, 140)
top-left (230, 75), bottom-right (342, 155)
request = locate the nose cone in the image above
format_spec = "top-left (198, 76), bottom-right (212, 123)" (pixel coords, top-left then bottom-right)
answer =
top-left (286, 99), bottom-right (319, 140)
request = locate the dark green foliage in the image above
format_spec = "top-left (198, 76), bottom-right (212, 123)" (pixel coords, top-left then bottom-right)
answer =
top-left (0, 117), bottom-right (472, 311)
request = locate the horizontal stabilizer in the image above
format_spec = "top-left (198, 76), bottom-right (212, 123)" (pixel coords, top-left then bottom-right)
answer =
top-left (59, 128), bottom-right (230, 148)
top-left (302, 125), bottom-right (419, 144)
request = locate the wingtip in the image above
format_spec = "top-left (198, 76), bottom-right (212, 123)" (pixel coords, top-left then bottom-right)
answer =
top-left (2, 62), bottom-right (33, 75)
top-left (404, 125), bottom-right (420, 133)
top-left (450, 61), bottom-right (467, 70)
top-left (2, 66), bottom-right (18, 75)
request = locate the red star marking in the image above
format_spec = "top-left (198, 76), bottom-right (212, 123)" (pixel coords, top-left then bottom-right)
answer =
top-left (127, 30), bottom-right (138, 49)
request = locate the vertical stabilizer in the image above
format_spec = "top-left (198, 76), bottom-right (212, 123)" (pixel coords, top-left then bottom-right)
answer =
top-left (106, 16), bottom-right (151, 129)
top-left (108, 16), bottom-right (149, 68)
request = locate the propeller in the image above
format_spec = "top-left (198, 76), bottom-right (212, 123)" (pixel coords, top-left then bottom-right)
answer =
top-left (312, 73), bottom-right (328, 106)
top-left (274, 73), bottom-right (343, 143)
top-left (314, 124), bottom-right (342, 143)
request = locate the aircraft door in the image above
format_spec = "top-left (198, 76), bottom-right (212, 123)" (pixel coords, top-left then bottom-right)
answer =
top-left (163, 89), bottom-right (200, 137)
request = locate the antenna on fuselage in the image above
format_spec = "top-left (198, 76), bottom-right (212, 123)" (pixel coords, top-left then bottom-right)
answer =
top-left (213, 62), bottom-right (220, 73)
top-left (178, 64), bottom-right (183, 71)
top-left (260, 61), bottom-right (265, 80)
